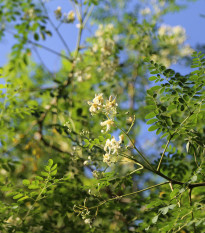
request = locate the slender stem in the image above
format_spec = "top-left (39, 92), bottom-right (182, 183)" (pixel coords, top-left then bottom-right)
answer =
top-left (117, 125), bottom-right (155, 171)
top-left (157, 138), bottom-right (171, 171)
top-left (0, 80), bottom-right (7, 123)
top-left (32, 46), bottom-right (51, 73)
top-left (40, 0), bottom-right (72, 56)
top-left (193, 151), bottom-right (199, 168)
top-left (94, 138), bottom-right (205, 189)
top-left (127, 115), bottom-right (136, 134)
top-left (169, 182), bottom-right (181, 207)
top-left (5, 29), bottom-right (71, 61)
top-left (28, 40), bottom-right (72, 61)
top-left (75, 26), bottom-right (83, 58)
top-left (22, 178), bottom-right (49, 223)
top-left (83, 5), bottom-right (94, 28)
top-left (102, 166), bottom-right (143, 184)
top-left (90, 182), bottom-right (169, 209)
top-left (157, 111), bottom-right (194, 172)
top-left (189, 188), bottom-right (196, 233)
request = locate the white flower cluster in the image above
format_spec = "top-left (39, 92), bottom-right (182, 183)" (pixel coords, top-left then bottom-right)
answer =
top-left (158, 24), bottom-right (186, 44)
top-left (140, 7), bottom-right (151, 16)
top-left (103, 135), bottom-right (123, 165)
top-left (88, 94), bottom-right (117, 116)
top-left (87, 94), bottom-right (123, 166)
top-left (88, 94), bottom-right (118, 132)
top-left (88, 93), bottom-right (104, 115)
top-left (54, 6), bottom-right (62, 19)
top-left (94, 24), bottom-right (115, 56)
top-left (81, 209), bottom-right (91, 226)
top-left (54, 7), bottom-right (75, 23)
top-left (23, 8), bottom-right (35, 20)
top-left (92, 24), bottom-right (118, 80)
top-left (150, 24), bottom-right (193, 67)
top-left (72, 57), bottom-right (92, 82)
top-left (64, 10), bottom-right (75, 23)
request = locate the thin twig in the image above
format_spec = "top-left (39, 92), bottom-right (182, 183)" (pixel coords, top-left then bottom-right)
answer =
top-left (83, 5), bottom-right (94, 28)
top-left (28, 40), bottom-right (71, 61)
top-left (189, 188), bottom-right (196, 233)
top-left (89, 181), bottom-right (169, 210)
top-left (157, 138), bottom-right (172, 171)
top-left (32, 46), bottom-right (51, 73)
top-left (117, 124), bottom-right (155, 171)
top-left (39, 0), bottom-right (72, 56)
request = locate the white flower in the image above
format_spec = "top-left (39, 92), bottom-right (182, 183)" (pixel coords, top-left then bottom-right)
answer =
top-left (83, 160), bottom-right (89, 166)
top-left (104, 95), bottom-right (118, 115)
top-left (92, 170), bottom-right (98, 178)
top-left (103, 153), bottom-right (111, 165)
top-left (103, 136), bottom-right (123, 165)
top-left (76, 23), bottom-right (83, 29)
top-left (84, 218), bottom-right (91, 224)
top-left (67, 10), bottom-right (75, 22)
top-left (93, 93), bottom-right (104, 105)
top-left (54, 6), bottom-right (62, 19)
top-left (88, 102), bottom-right (98, 114)
top-left (104, 137), bottom-right (121, 154)
top-left (88, 93), bottom-right (104, 115)
top-left (119, 134), bottom-right (124, 144)
top-left (92, 44), bottom-right (98, 52)
top-left (100, 119), bottom-right (114, 132)
top-left (140, 7), bottom-right (151, 15)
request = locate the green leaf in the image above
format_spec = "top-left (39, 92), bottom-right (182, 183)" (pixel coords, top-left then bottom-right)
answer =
top-left (89, 143), bottom-right (94, 149)
top-left (41, 171), bottom-right (49, 177)
top-left (63, 176), bottom-right (70, 180)
top-left (48, 159), bottom-right (54, 167)
top-left (94, 138), bottom-right (100, 144)
top-left (98, 136), bottom-right (104, 142)
top-left (149, 86), bottom-right (161, 92)
top-left (44, 166), bottom-right (50, 172)
top-left (13, 194), bottom-right (23, 199)
top-left (146, 118), bottom-right (158, 125)
top-left (51, 164), bottom-right (57, 171)
top-left (17, 196), bottom-right (29, 202)
top-left (160, 132), bottom-right (169, 139)
top-left (170, 188), bottom-right (180, 199)
top-left (35, 176), bottom-right (43, 181)
top-left (22, 179), bottom-right (30, 186)
top-left (34, 33), bottom-right (39, 41)
top-left (145, 112), bottom-right (156, 119)
top-left (144, 57), bottom-right (150, 62)
top-left (150, 70), bottom-right (159, 74)
top-left (106, 134), bottom-right (111, 139)
top-left (84, 139), bottom-right (90, 147)
top-left (149, 76), bottom-right (157, 81)
top-left (28, 184), bottom-right (39, 189)
top-left (50, 169), bottom-right (57, 176)
top-left (148, 124), bottom-right (158, 131)
top-left (156, 128), bottom-right (162, 135)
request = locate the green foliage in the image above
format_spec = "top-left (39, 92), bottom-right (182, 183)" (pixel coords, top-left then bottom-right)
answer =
top-left (0, 0), bottom-right (204, 232)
